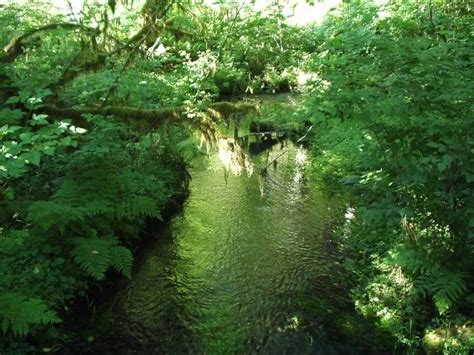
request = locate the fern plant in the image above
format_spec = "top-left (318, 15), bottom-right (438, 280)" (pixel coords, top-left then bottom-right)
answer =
top-left (115, 195), bottom-right (163, 220)
top-left (417, 271), bottom-right (468, 315)
top-left (28, 201), bottom-right (86, 231)
top-left (0, 292), bottom-right (60, 337)
top-left (71, 236), bottom-right (133, 280)
top-left (390, 245), bottom-right (469, 315)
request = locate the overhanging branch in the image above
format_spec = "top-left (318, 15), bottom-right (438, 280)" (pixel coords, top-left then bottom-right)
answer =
top-left (42, 101), bottom-right (260, 130)
top-left (2, 23), bottom-right (99, 63)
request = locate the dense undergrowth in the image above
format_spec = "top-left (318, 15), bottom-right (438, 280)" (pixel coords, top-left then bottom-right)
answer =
top-left (0, 103), bottom-right (188, 351)
top-left (304, 1), bottom-right (473, 352)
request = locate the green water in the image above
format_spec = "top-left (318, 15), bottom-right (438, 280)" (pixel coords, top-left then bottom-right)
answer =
top-left (99, 140), bottom-right (372, 354)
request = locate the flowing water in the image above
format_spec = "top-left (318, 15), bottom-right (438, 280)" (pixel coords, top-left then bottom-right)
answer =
top-left (97, 138), bottom-right (373, 354)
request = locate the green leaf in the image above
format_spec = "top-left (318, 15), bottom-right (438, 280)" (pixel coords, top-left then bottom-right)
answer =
top-left (1, 187), bottom-right (15, 200)
top-left (0, 124), bottom-right (22, 135)
top-left (19, 131), bottom-right (33, 143)
top-left (28, 151), bottom-right (41, 167)
top-left (0, 108), bottom-right (25, 124)
top-left (5, 96), bottom-right (20, 105)
top-left (72, 237), bottom-right (133, 280)
top-left (42, 146), bottom-right (56, 156)
top-left (31, 114), bottom-right (49, 126)
top-left (0, 292), bottom-right (60, 337)
top-left (60, 136), bottom-right (72, 146)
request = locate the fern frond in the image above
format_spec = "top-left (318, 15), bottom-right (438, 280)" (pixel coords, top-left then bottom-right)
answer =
top-left (28, 201), bottom-right (85, 230)
top-left (53, 179), bottom-right (81, 204)
top-left (71, 236), bottom-right (133, 280)
top-left (431, 272), bottom-right (468, 314)
top-left (0, 229), bottom-right (27, 251)
top-left (417, 271), bottom-right (468, 314)
top-left (391, 245), bottom-right (468, 314)
top-left (390, 248), bottom-right (431, 274)
top-left (115, 196), bottom-right (162, 220)
top-left (83, 200), bottom-right (114, 217)
top-left (0, 292), bottom-right (60, 337)
top-left (109, 246), bottom-right (133, 278)
top-left (71, 237), bottom-right (113, 280)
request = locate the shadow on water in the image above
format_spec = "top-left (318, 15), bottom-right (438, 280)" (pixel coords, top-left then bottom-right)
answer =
top-left (94, 132), bottom-right (387, 354)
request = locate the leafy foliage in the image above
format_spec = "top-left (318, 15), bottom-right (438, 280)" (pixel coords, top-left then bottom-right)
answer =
top-left (0, 102), bottom-right (186, 351)
top-left (1, 38), bottom-right (188, 351)
top-left (0, 292), bottom-right (60, 337)
top-left (306, 0), bottom-right (474, 351)
top-left (72, 237), bottom-right (133, 280)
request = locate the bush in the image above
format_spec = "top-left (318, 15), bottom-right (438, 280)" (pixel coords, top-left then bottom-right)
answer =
top-left (306, 1), bottom-right (474, 351)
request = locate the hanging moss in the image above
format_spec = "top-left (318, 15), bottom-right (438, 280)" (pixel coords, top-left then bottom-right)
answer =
top-left (42, 101), bottom-right (260, 131)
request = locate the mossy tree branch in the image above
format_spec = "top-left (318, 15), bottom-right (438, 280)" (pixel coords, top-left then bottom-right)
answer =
top-left (2, 23), bottom-right (99, 63)
top-left (42, 101), bottom-right (260, 131)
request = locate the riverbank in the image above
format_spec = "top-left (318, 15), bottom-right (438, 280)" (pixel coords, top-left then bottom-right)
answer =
top-left (62, 167), bottom-right (190, 352)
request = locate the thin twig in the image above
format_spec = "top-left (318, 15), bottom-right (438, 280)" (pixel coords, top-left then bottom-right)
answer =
top-left (261, 125), bottom-right (313, 172)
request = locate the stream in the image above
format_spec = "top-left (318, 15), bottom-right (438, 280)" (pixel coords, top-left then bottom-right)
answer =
top-left (95, 134), bottom-right (375, 354)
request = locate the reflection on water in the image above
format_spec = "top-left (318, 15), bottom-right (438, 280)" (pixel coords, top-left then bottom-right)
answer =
top-left (100, 140), bottom-right (373, 354)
